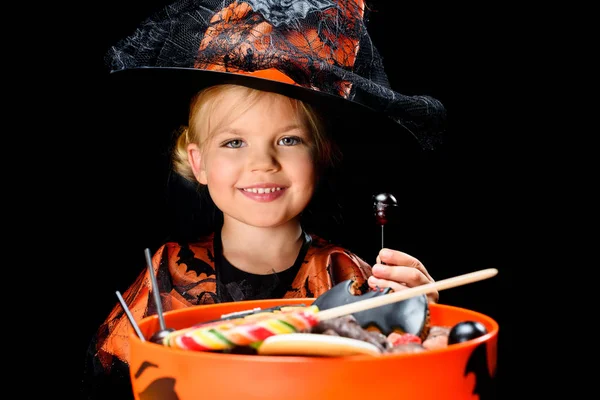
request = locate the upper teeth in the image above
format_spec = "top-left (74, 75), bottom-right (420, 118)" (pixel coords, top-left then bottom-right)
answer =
top-left (243, 187), bottom-right (282, 194)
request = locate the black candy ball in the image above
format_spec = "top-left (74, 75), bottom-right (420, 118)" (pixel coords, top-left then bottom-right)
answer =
top-left (373, 193), bottom-right (398, 225)
top-left (448, 321), bottom-right (487, 345)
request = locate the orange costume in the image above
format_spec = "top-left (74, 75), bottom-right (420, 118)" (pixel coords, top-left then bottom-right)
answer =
top-left (84, 231), bottom-right (372, 391)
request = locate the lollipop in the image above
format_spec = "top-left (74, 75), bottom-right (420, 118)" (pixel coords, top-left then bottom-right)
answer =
top-left (163, 306), bottom-right (320, 351)
top-left (373, 193), bottom-right (398, 249)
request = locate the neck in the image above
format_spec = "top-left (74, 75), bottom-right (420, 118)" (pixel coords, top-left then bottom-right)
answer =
top-left (220, 217), bottom-right (305, 275)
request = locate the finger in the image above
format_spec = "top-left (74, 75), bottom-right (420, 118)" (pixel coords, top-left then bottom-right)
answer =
top-left (368, 275), bottom-right (407, 293)
top-left (371, 264), bottom-right (431, 288)
top-left (371, 264), bottom-right (439, 303)
top-left (378, 249), bottom-right (434, 282)
top-left (368, 275), bottom-right (439, 303)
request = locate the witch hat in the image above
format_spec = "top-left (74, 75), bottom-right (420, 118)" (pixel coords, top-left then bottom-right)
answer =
top-left (105, 0), bottom-right (446, 151)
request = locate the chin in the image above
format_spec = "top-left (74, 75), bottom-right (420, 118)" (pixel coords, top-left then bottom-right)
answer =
top-left (247, 219), bottom-right (288, 228)
top-left (239, 214), bottom-right (298, 229)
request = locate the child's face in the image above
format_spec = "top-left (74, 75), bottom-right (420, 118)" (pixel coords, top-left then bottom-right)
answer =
top-left (188, 90), bottom-right (317, 228)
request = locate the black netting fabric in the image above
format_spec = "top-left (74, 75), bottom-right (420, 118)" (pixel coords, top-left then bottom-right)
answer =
top-left (105, 0), bottom-right (446, 149)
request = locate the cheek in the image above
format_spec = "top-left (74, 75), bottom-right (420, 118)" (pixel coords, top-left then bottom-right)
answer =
top-left (290, 156), bottom-right (317, 187)
top-left (204, 156), bottom-right (239, 184)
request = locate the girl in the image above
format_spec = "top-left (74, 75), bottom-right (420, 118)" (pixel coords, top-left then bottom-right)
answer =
top-left (82, 0), bottom-right (446, 397)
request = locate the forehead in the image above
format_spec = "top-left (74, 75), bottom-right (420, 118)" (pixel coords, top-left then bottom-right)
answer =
top-left (196, 87), bottom-right (306, 136)
top-left (216, 87), bottom-right (297, 113)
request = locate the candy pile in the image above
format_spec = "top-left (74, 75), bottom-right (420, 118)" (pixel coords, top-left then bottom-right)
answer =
top-left (156, 305), bottom-right (488, 356)
top-left (309, 314), bottom-right (485, 355)
top-left (131, 268), bottom-right (497, 357)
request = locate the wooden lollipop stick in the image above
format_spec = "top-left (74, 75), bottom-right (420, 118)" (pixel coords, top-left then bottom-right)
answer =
top-left (316, 268), bottom-right (498, 321)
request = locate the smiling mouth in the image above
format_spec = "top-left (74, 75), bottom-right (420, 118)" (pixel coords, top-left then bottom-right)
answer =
top-left (242, 187), bottom-right (283, 194)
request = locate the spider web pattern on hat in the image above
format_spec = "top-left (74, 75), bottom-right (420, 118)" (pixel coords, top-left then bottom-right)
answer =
top-left (106, 0), bottom-right (446, 149)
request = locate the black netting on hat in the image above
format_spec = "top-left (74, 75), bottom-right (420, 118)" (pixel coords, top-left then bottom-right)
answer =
top-left (106, 0), bottom-right (446, 149)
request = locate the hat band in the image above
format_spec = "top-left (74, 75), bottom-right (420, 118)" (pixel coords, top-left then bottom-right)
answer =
top-left (241, 68), bottom-right (295, 86)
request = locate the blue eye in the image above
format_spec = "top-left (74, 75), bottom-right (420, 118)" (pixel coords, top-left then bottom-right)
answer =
top-left (224, 139), bottom-right (245, 148)
top-left (279, 136), bottom-right (302, 146)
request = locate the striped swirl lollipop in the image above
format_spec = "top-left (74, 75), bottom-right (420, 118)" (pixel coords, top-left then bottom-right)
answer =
top-left (163, 306), bottom-right (320, 351)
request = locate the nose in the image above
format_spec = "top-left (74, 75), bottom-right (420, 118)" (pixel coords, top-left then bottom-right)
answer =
top-left (247, 145), bottom-right (280, 172)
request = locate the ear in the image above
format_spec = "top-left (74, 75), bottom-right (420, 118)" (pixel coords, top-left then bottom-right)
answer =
top-left (187, 143), bottom-right (208, 185)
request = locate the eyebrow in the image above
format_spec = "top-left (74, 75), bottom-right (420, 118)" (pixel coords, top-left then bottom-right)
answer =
top-left (212, 124), bottom-right (306, 137)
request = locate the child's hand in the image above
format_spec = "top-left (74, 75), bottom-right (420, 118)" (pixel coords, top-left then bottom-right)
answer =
top-left (368, 248), bottom-right (439, 303)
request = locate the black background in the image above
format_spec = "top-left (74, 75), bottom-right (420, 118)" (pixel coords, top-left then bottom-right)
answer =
top-left (76, 0), bottom-right (518, 397)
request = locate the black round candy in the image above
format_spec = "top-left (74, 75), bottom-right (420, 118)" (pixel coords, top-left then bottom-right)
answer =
top-left (373, 193), bottom-right (398, 225)
top-left (448, 321), bottom-right (488, 345)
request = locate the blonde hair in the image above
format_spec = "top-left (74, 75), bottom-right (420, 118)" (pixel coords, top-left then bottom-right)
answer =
top-left (171, 84), bottom-right (338, 184)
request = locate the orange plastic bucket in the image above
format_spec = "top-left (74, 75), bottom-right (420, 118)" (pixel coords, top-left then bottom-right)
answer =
top-left (129, 299), bottom-right (498, 399)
